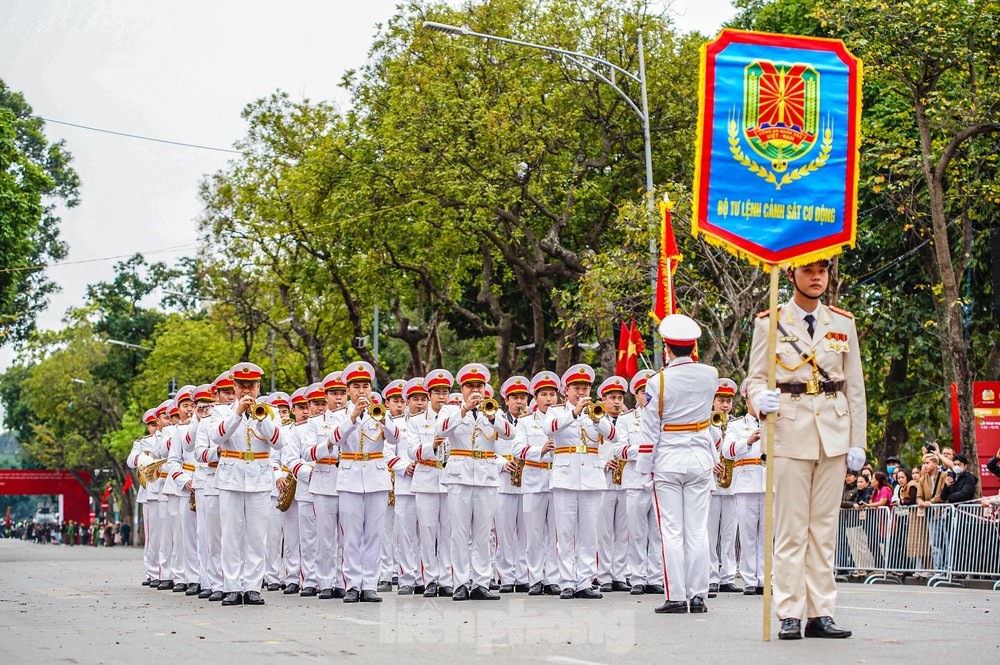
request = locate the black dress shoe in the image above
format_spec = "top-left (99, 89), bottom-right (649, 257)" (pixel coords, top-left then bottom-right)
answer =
top-left (423, 582), bottom-right (438, 598)
top-left (559, 588), bottom-right (575, 599)
top-left (300, 586), bottom-right (318, 597)
top-left (489, 581), bottom-right (500, 591)
top-left (611, 581), bottom-right (631, 592)
top-left (708, 583), bottom-right (719, 593)
top-left (744, 586), bottom-right (757, 595)
top-left (452, 584), bottom-right (470, 601)
top-left (689, 596), bottom-right (708, 614)
top-left (804, 617), bottom-right (852, 639)
top-left (318, 588), bottom-right (334, 600)
top-left (498, 584), bottom-right (515, 593)
top-left (598, 582), bottom-right (613, 592)
top-left (343, 588), bottom-right (360, 603)
top-left (198, 588), bottom-right (213, 599)
top-left (414, 585), bottom-right (426, 595)
top-left (778, 618), bottom-right (802, 640)
top-left (470, 585), bottom-right (500, 600)
top-left (438, 585), bottom-right (454, 597)
top-left (756, 587), bottom-right (765, 595)
top-left (266, 583), bottom-right (281, 592)
top-left (574, 588), bottom-right (603, 599)
top-left (514, 583), bottom-right (530, 593)
top-left (148, 579), bottom-right (161, 588)
top-left (544, 584), bottom-right (561, 596)
top-left (221, 592), bottom-right (243, 606)
top-left (284, 583), bottom-right (301, 594)
top-left (172, 583), bottom-right (188, 593)
top-left (645, 584), bottom-right (665, 595)
top-left (397, 585), bottom-right (414, 595)
top-left (655, 600), bottom-right (688, 614)
top-left (208, 590), bottom-right (225, 602)
top-left (392, 575), bottom-right (398, 586)
top-left (377, 581), bottom-right (393, 593)
top-left (142, 578), bottom-right (151, 586)
top-left (333, 587), bottom-right (347, 599)
top-left (157, 580), bottom-right (174, 591)
top-left (185, 584), bottom-right (201, 596)
top-left (630, 584), bottom-right (645, 595)
top-left (244, 590), bottom-right (265, 605)
top-left (360, 590), bottom-right (382, 602)
top-left (719, 583), bottom-right (741, 593)
top-left (708, 590), bottom-right (718, 598)
top-left (528, 582), bottom-right (543, 596)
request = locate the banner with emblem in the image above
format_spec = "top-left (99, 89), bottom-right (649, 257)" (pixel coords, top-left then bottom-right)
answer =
top-left (691, 29), bottom-right (862, 267)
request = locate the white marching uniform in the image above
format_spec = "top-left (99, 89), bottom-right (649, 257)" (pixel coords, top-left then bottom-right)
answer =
top-left (495, 411), bottom-right (527, 587)
top-left (284, 421), bottom-right (319, 589)
top-left (184, 416), bottom-right (212, 592)
top-left (407, 405), bottom-right (453, 588)
top-left (331, 410), bottom-right (401, 592)
top-left (548, 406), bottom-right (614, 592)
top-left (614, 409), bottom-right (664, 588)
top-left (302, 409), bottom-right (344, 592)
top-left (386, 414), bottom-right (420, 588)
top-left (597, 415), bottom-right (628, 586)
top-left (127, 432), bottom-right (161, 582)
top-left (265, 445), bottom-right (285, 587)
top-left (721, 414), bottom-right (765, 588)
top-left (707, 423), bottom-right (738, 588)
top-left (165, 423), bottom-right (199, 586)
top-left (193, 406), bottom-right (226, 594)
top-left (208, 408), bottom-right (286, 594)
top-left (150, 431), bottom-right (173, 582)
top-left (638, 357), bottom-right (718, 602)
top-left (509, 411), bottom-right (559, 588)
top-left (436, 405), bottom-right (515, 589)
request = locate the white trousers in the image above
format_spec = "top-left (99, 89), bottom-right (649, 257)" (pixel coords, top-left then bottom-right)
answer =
top-left (495, 493), bottom-right (527, 585)
top-left (296, 500), bottom-right (319, 588)
top-left (379, 504), bottom-right (396, 582)
top-left (737, 492), bottom-right (765, 587)
top-left (448, 484), bottom-right (497, 588)
top-left (281, 501), bottom-right (301, 586)
top-left (339, 490), bottom-right (389, 591)
top-left (521, 491), bottom-right (558, 586)
top-left (597, 490), bottom-right (629, 583)
top-left (708, 493), bottom-right (738, 585)
top-left (195, 489), bottom-right (210, 588)
top-left (142, 502), bottom-right (158, 580)
top-left (552, 488), bottom-right (602, 591)
top-left (414, 492), bottom-right (452, 586)
top-left (156, 499), bottom-right (173, 580)
top-left (393, 495), bottom-right (420, 587)
top-left (652, 470), bottom-right (712, 601)
top-left (219, 489), bottom-right (270, 593)
top-left (168, 494), bottom-right (198, 584)
top-left (626, 488), bottom-right (664, 586)
top-left (201, 493), bottom-right (223, 591)
top-left (265, 502), bottom-right (283, 584)
top-left (313, 494), bottom-right (341, 590)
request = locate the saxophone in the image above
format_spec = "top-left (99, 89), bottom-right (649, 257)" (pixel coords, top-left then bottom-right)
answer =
top-left (611, 458), bottom-right (625, 485)
top-left (388, 468), bottom-right (396, 508)
top-left (189, 491), bottom-right (197, 512)
top-left (712, 410), bottom-right (734, 489)
top-left (510, 458), bottom-right (525, 487)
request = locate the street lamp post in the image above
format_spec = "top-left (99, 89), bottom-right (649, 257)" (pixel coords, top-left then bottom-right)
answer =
top-left (422, 21), bottom-right (663, 368)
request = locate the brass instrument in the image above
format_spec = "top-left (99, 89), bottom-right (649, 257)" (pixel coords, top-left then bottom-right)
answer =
top-left (251, 402), bottom-right (275, 421)
top-left (277, 474), bottom-right (297, 512)
top-left (712, 410), bottom-right (734, 489)
top-left (367, 394), bottom-right (386, 422)
top-left (481, 398), bottom-right (500, 417)
top-left (388, 468), bottom-right (396, 508)
top-left (585, 401), bottom-right (607, 420)
top-left (510, 458), bottom-right (525, 487)
top-left (189, 492), bottom-right (197, 512)
top-left (281, 417), bottom-right (294, 426)
top-left (138, 456), bottom-right (168, 487)
top-left (610, 458), bottom-right (624, 485)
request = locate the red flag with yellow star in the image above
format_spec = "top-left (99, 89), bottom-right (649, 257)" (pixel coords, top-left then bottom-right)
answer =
top-left (615, 321), bottom-right (630, 377)
top-left (652, 201), bottom-right (683, 324)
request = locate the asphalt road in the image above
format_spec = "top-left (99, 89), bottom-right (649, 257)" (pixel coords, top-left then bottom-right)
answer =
top-left (0, 539), bottom-right (997, 664)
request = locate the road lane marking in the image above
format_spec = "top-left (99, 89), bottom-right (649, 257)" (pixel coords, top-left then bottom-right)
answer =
top-left (839, 605), bottom-right (932, 614)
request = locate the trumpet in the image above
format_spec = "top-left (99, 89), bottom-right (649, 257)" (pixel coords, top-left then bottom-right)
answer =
top-left (710, 410), bottom-right (729, 429)
top-left (480, 397), bottom-right (500, 417)
top-left (366, 394), bottom-right (386, 422)
top-left (251, 402), bottom-right (275, 421)
top-left (585, 401), bottom-right (607, 420)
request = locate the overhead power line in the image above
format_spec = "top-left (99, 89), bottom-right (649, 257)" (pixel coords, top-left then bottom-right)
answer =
top-left (38, 117), bottom-right (241, 154)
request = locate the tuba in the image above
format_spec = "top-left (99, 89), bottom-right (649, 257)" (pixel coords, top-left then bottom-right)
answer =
top-left (712, 410), bottom-right (734, 489)
top-left (277, 474), bottom-right (297, 512)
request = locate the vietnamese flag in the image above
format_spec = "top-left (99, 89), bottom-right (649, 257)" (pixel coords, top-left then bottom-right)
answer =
top-left (652, 200), bottom-right (683, 324)
top-left (101, 484), bottom-right (113, 502)
top-left (122, 474), bottom-right (134, 493)
top-left (615, 321), bottom-right (630, 377)
top-left (629, 318), bottom-right (646, 355)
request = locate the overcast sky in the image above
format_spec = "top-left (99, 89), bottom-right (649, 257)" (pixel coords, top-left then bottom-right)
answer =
top-left (0, 0), bottom-right (737, 390)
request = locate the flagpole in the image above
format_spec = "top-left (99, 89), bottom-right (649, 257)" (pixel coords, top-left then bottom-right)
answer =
top-left (761, 263), bottom-right (782, 641)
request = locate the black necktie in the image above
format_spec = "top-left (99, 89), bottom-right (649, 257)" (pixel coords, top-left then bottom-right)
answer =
top-left (804, 313), bottom-right (816, 339)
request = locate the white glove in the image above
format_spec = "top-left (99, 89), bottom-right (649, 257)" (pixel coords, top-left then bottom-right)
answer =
top-left (846, 447), bottom-right (866, 471)
top-left (758, 389), bottom-right (781, 415)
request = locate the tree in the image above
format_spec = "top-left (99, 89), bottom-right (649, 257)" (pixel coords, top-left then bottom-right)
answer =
top-left (0, 79), bottom-right (79, 345)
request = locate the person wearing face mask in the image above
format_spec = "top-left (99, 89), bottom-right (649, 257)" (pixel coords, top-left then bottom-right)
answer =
top-left (884, 457), bottom-right (902, 487)
top-left (941, 454), bottom-right (978, 503)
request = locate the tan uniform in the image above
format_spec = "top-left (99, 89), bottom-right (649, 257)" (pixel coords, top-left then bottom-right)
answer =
top-left (746, 300), bottom-right (866, 620)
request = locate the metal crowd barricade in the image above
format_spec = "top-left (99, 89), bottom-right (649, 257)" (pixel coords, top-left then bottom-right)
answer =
top-left (833, 502), bottom-right (1000, 588)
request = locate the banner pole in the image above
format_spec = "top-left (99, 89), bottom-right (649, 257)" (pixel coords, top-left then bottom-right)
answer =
top-left (762, 263), bottom-right (781, 641)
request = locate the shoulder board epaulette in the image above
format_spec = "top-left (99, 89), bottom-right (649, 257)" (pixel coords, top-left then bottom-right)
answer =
top-left (829, 305), bottom-right (854, 319)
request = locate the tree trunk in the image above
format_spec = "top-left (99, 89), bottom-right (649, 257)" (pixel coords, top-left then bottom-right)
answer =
top-left (876, 338), bottom-right (909, 466)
